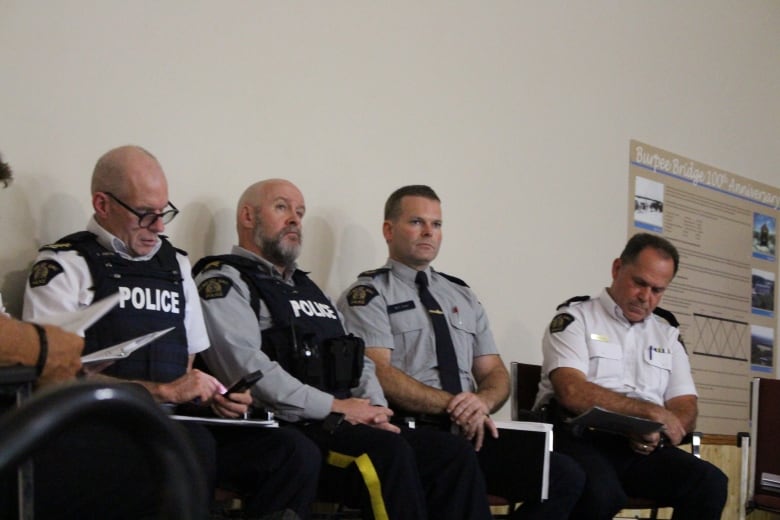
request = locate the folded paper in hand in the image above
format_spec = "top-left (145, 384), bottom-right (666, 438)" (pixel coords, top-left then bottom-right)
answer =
top-left (566, 406), bottom-right (663, 436)
top-left (33, 293), bottom-right (121, 335)
top-left (81, 327), bottom-right (176, 365)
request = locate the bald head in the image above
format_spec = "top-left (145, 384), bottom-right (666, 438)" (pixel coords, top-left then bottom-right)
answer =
top-left (91, 145), bottom-right (171, 257)
top-left (91, 145), bottom-right (161, 197)
top-left (236, 179), bottom-right (305, 273)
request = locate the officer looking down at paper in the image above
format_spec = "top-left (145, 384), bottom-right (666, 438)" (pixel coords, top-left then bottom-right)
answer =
top-left (22, 146), bottom-right (318, 519)
top-left (534, 232), bottom-right (728, 519)
top-left (337, 184), bottom-right (585, 520)
top-left (194, 179), bottom-right (494, 520)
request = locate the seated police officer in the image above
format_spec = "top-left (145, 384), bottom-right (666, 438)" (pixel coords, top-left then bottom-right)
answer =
top-left (23, 146), bottom-right (318, 519)
top-left (337, 184), bottom-right (586, 520)
top-left (534, 233), bottom-right (727, 519)
top-left (194, 178), bottom-right (492, 520)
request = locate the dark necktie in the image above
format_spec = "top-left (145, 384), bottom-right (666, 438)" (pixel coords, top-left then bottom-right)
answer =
top-left (415, 270), bottom-right (462, 394)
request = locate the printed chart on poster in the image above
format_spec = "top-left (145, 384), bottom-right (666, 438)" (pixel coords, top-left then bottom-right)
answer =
top-left (629, 140), bottom-right (779, 435)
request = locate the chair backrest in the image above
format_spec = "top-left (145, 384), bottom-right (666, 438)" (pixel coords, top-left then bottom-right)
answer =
top-left (0, 381), bottom-right (209, 519)
top-left (510, 362), bottom-right (542, 420)
top-left (749, 377), bottom-right (780, 512)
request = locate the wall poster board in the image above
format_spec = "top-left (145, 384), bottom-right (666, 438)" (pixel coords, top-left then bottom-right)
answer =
top-left (629, 140), bottom-right (779, 435)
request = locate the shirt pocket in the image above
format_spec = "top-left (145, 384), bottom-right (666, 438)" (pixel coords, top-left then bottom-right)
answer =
top-left (447, 306), bottom-right (476, 335)
top-left (587, 340), bottom-right (624, 386)
top-left (638, 346), bottom-right (672, 393)
top-left (447, 306), bottom-right (476, 369)
top-left (388, 308), bottom-right (429, 370)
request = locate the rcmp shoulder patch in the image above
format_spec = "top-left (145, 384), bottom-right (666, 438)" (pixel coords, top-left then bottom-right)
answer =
top-left (346, 284), bottom-right (378, 306)
top-left (197, 277), bottom-right (233, 300)
top-left (29, 260), bottom-right (64, 287)
top-left (549, 313), bottom-right (575, 333)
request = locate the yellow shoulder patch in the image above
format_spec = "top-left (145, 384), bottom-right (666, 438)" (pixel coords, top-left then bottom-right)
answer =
top-left (346, 285), bottom-right (378, 307)
top-left (29, 260), bottom-right (64, 288)
top-left (197, 277), bottom-right (233, 300)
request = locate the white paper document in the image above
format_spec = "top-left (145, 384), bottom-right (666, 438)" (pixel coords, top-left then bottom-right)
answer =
top-left (81, 327), bottom-right (175, 365)
top-left (168, 415), bottom-right (279, 428)
top-left (34, 293), bottom-right (121, 335)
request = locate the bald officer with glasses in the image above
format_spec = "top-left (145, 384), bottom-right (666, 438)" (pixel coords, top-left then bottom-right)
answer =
top-left (22, 145), bottom-right (319, 519)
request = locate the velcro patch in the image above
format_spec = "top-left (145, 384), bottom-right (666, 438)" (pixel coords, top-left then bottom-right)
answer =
top-left (549, 313), bottom-right (575, 333)
top-left (29, 260), bottom-right (64, 287)
top-left (197, 277), bottom-right (233, 300)
top-left (346, 285), bottom-right (378, 306)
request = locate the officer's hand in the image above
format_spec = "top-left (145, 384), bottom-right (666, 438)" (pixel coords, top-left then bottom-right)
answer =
top-left (163, 369), bottom-right (227, 404)
top-left (368, 411), bottom-right (401, 433)
top-left (211, 390), bottom-right (251, 419)
top-left (656, 409), bottom-right (686, 446)
top-left (629, 431), bottom-right (662, 455)
top-left (38, 324), bottom-right (84, 387)
top-left (460, 412), bottom-right (498, 451)
top-left (446, 391), bottom-right (490, 430)
top-left (333, 398), bottom-right (399, 433)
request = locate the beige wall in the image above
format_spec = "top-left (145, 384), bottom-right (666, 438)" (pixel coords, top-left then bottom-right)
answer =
top-left (1, 1), bottom-right (778, 419)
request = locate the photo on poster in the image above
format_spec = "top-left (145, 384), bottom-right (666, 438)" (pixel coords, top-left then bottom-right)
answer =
top-left (751, 269), bottom-right (775, 317)
top-left (634, 176), bottom-right (664, 232)
top-left (752, 212), bottom-right (776, 261)
top-left (751, 325), bottom-right (774, 373)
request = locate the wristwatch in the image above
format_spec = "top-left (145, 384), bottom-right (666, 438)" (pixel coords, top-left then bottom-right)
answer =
top-left (323, 412), bottom-right (345, 434)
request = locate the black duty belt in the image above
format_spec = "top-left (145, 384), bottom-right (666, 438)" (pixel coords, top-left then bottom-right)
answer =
top-left (392, 411), bottom-right (451, 431)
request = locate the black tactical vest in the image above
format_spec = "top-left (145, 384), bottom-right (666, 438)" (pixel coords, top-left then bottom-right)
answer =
top-left (194, 255), bottom-right (363, 397)
top-left (43, 231), bottom-right (189, 382)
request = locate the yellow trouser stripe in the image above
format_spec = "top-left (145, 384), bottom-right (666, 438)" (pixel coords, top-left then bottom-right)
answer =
top-left (327, 451), bottom-right (389, 520)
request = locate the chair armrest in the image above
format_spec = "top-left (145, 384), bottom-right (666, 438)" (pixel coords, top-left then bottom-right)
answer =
top-left (690, 431), bottom-right (702, 458)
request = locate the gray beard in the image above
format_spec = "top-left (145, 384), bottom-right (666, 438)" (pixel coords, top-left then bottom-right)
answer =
top-left (255, 225), bottom-right (301, 270)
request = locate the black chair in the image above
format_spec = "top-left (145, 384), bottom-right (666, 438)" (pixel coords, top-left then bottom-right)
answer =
top-left (748, 376), bottom-right (780, 514)
top-left (0, 380), bottom-right (208, 519)
top-left (510, 361), bottom-right (702, 520)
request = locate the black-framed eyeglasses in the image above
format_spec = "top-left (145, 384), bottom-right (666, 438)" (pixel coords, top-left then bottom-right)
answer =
top-left (104, 192), bottom-right (179, 228)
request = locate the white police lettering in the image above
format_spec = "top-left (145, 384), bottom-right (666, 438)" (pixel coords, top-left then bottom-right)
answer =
top-left (290, 300), bottom-right (337, 319)
top-left (118, 286), bottom-right (180, 314)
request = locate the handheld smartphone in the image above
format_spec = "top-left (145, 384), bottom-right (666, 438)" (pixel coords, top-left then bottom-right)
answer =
top-left (222, 369), bottom-right (264, 395)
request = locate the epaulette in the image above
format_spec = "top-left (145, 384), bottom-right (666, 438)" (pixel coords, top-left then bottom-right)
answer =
top-left (192, 254), bottom-right (257, 277)
top-left (556, 295), bottom-right (590, 310)
top-left (195, 259), bottom-right (226, 273)
top-left (437, 271), bottom-right (469, 287)
top-left (159, 234), bottom-right (187, 256)
top-left (652, 306), bottom-right (686, 351)
top-left (652, 306), bottom-right (680, 328)
top-left (358, 267), bottom-right (390, 278)
top-left (39, 231), bottom-right (94, 252)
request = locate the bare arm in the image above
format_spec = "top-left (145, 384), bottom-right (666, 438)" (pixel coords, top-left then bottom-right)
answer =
top-left (551, 366), bottom-right (695, 445)
top-left (473, 354), bottom-right (510, 413)
top-left (366, 346), bottom-right (453, 414)
top-left (0, 317), bottom-right (84, 386)
top-left (664, 394), bottom-right (698, 443)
